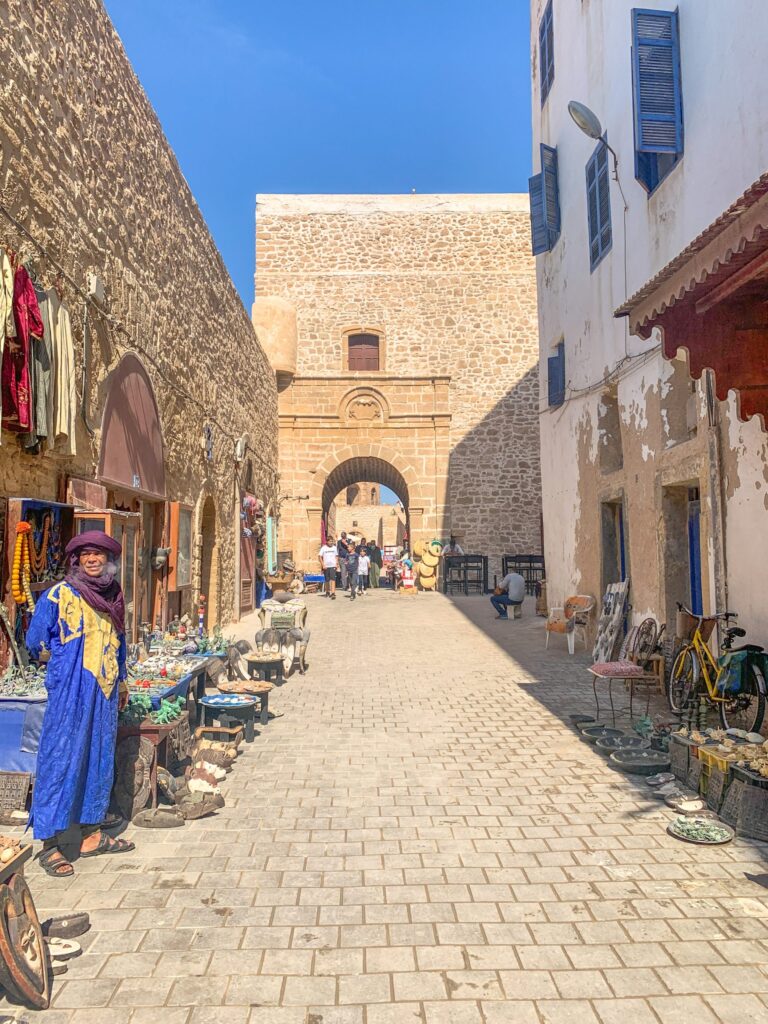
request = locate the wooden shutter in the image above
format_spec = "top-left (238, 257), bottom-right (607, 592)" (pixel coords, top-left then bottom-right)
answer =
top-left (541, 144), bottom-right (560, 244)
top-left (587, 143), bottom-right (612, 270)
top-left (528, 173), bottom-right (548, 255)
top-left (632, 9), bottom-right (683, 155)
top-left (539, 1), bottom-right (554, 103)
top-left (547, 342), bottom-right (565, 408)
top-left (348, 333), bottom-right (380, 371)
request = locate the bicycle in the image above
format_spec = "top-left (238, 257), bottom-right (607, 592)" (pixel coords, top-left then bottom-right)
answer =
top-left (668, 604), bottom-right (766, 733)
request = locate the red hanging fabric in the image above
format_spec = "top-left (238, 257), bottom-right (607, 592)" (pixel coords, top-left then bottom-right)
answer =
top-left (1, 265), bottom-right (44, 432)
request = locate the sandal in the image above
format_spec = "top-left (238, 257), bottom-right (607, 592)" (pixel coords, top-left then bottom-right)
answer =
top-left (46, 937), bottom-right (81, 962)
top-left (79, 832), bottom-right (135, 858)
top-left (37, 848), bottom-right (74, 878)
top-left (100, 813), bottom-right (124, 831)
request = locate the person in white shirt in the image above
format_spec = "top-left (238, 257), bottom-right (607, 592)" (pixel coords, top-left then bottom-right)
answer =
top-left (357, 551), bottom-right (371, 594)
top-left (491, 571), bottom-right (525, 620)
top-left (441, 536), bottom-right (464, 556)
top-left (318, 537), bottom-right (338, 600)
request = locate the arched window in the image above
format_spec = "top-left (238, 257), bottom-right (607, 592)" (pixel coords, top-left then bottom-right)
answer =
top-left (347, 332), bottom-right (380, 371)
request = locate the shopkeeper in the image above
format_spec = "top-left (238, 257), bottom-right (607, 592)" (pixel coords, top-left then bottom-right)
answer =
top-left (26, 531), bottom-right (135, 877)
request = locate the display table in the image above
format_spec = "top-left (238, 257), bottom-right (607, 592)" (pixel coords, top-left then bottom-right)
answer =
top-left (0, 696), bottom-right (46, 775)
top-left (116, 717), bottom-right (188, 809)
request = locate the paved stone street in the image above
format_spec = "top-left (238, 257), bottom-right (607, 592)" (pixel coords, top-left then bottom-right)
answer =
top-left (12, 592), bottom-right (768, 1024)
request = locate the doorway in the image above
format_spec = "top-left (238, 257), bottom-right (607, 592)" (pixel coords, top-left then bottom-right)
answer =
top-left (200, 496), bottom-right (220, 628)
top-left (662, 483), bottom-right (704, 627)
top-left (601, 498), bottom-right (628, 592)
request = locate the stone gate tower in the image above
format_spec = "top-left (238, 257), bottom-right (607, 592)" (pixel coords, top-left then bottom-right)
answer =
top-left (252, 194), bottom-right (542, 575)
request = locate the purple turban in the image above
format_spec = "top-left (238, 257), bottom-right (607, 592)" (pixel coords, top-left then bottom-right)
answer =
top-left (64, 530), bottom-right (125, 635)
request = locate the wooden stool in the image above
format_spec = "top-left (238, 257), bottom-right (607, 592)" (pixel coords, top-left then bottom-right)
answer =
top-left (200, 696), bottom-right (259, 742)
top-left (218, 680), bottom-right (272, 726)
top-left (246, 654), bottom-right (284, 685)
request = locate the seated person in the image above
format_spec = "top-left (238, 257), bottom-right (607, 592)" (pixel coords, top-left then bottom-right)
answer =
top-left (491, 570), bottom-right (525, 620)
top-left (441, 536), bottom-right (464, 556)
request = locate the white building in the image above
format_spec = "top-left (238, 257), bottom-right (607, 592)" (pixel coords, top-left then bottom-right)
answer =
top-left (530, 0), bottom-right (768, 643)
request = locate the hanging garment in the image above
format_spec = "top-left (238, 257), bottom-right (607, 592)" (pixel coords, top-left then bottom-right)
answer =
top-left (48, 290), bottom-right (76, 455)
top-left (0, 250), bottom-right (15, 442)
top-left (25, 582), bottom-right (127, 840)
top-left (0, 250), bottom-right (14, 339)
top-left (1, 264), bottom-right (43, 433)
top-left (22, 283), bottom-right (55, 451)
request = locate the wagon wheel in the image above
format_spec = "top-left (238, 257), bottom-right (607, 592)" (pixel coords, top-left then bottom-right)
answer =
top-left (632, 618), bottom-right (659, 667)
top-left (0, 874), bottom-right (51, 1010)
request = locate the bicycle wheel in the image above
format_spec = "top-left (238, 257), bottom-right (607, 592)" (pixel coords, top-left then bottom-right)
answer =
top-left (669, 648), bottom-right (697, 713)
top-left (720, 664), bottom-right (766, 734)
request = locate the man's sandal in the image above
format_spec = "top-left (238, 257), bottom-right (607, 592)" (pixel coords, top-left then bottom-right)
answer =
top-left (37, 848), bottom-right (74, 878)
top-left (79, 833), bottom-right (135, 858)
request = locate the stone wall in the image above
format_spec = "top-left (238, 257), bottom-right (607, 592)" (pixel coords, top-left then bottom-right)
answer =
top-left (256, 194), bottom-right (541, 577)
top-left (0, 0), bottom-right (278, 626)
top-left (334, 504), bottom-right (407, 549)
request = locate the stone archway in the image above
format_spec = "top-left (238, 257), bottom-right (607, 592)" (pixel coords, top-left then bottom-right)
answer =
top-left (321, 456), bottom-right (411, 548)
top-left (306, 442), bottom-right (430, 558)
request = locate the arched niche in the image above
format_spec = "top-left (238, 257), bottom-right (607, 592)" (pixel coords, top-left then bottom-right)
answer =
top-left (98, 353), bottom-right (166, 499)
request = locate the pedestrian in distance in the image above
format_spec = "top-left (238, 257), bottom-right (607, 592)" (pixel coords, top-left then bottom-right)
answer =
top-left (357, 547), bottom-right (370, 594)
top-left (337, 531), bottom-right (350, 591)
top-left (490, 570), bottom-right (525, 620)
top-left (319, 536), bottom-right (338, 599)
top-left (368, 540), bottom-right (383, 588)
top-left (346, 543), bottom-right (360, 600)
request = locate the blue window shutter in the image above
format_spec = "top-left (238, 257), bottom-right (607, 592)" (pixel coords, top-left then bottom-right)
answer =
top-left (528, 173), bottom-right (549, 255)
top-left (586, 142), bottom-right (612, 270)
top-left (539, 1), bottom-right (554, 103)
top-left (540, 144), bottom-right (560, 245)
top-left (632, 9), bottom-right (683, 155)
top-left (548, 342), bottom-right (565, 408)
top-left (547, 354), bottom-right (559, 407)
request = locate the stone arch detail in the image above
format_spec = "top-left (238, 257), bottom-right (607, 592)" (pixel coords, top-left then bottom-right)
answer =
top-left (339, 387), bottom-right (390, 424)
top-left (309, 442), bottom-right (426, 510)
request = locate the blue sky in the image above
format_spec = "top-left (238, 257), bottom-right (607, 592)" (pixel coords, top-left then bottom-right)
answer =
top-left (105, 0), bottom-right (533, 307)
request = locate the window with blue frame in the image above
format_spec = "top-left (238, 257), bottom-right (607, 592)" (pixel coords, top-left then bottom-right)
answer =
top-left (632, 8), bottom-right (684, 194)
top-left (547, 341), bottom-right (565, 408)
top-left (528, 144), bottom-right (561, 255)
top-left (539, 0), bottom-right (554, 104)
top-left (586, 140), bottom-right (612, 271)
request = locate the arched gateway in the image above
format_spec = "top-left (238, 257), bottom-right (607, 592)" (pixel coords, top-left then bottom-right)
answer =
top-left (295, 442), bottom-right (441, 569)
top-left (254, 193), bottom-right (543, 577)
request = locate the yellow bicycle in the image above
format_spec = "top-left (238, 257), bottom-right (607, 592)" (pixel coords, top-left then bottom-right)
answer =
top-left (668, 604), bottom-right (765, 733)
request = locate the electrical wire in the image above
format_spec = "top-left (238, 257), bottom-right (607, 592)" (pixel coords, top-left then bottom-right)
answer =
top-left (0, 199), bottom-right (277, 479)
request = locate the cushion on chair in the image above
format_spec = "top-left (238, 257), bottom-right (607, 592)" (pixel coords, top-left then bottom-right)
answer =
top-left (590, 660), bottom-right (645, 678)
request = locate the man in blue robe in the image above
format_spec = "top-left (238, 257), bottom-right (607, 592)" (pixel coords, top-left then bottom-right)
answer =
top-left (26, 530), bottom-right (135, 877)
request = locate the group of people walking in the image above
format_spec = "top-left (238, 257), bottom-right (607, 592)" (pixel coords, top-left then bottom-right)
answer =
top-left (318, 531), bottom-right (383, 600)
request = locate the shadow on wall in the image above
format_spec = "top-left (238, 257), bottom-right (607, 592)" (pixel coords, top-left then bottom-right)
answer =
top-left (446, 365), bottom-right (542, 580)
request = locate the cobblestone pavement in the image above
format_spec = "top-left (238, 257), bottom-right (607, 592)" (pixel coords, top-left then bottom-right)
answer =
top-left (10, 591), bottom-right (768, 1024)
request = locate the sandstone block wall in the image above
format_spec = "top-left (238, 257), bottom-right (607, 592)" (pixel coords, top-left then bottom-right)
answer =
top-left (0, 0), bottom-right (278, 625)
top-left (256, 194), bottom-right (541, 578)
top-left (334, 503), bottom-right (407, 548)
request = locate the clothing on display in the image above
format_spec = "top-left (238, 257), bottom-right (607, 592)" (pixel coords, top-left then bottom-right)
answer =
top-left (1, 261), bottom-right (44, 433)
top-left (47, 287), bottom-right (76, 455)
top-left (23, 280), bottom-right (55, 451)
top-left (0, 242), bottom-right (77, 454)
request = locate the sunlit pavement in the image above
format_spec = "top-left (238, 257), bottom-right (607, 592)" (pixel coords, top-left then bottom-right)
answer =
top-left (17, 590), bottom-right (768, 1024)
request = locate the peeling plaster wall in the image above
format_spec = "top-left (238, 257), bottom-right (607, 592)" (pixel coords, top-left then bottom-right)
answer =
top-left (532, 0), bottom-right (767, 639)
top-left (721, 398), bottom-right (768, 641)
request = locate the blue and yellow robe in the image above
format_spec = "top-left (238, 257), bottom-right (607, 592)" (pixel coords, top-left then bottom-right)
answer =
top-left (26, 582), bottom-right (127, 840)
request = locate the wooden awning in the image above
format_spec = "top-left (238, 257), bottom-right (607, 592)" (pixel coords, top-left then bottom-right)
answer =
top-left (615, 173), bottom-right (768, 426)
